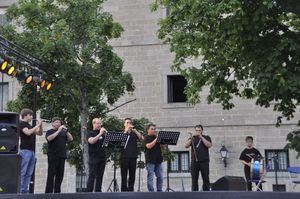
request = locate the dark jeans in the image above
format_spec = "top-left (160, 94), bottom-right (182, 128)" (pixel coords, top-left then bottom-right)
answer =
top-left (87, 159), bottom-right (106, 192)
top-left (45, 155), bottom-right (65, 193)
top-left (244, 166), bottom-right (263, 191)
top-left (120, 158), bottom-right (137, 192)
top-left (191, 161), bottom-right (210, 191)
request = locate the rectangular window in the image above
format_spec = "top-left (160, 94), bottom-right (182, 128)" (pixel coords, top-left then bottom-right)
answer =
top-left (0, 82), bottom-right (9, 110)
top-left (265, 149), bottom-right (289, 172)
top-left (167, 75), bottom-right (187, 103)
top-left (168, 151), bottom-right (190, 173)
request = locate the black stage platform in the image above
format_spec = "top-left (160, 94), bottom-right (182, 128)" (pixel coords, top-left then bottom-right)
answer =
top-left (0, 192), bottom-right (299, 199)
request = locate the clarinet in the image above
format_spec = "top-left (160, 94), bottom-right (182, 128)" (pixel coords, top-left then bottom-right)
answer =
top-left (188, 133), bottom-right (199, 162)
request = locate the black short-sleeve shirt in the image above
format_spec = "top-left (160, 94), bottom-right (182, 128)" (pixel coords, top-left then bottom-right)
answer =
top-left (87, 130), bottom-right (106, 160)
top-left (145, 135), bottom-right (163, 164)
top-left (191, 135), bottom-right (212, 163)
top-left (239, 147), bottom-right (262, 163)
top-left (121, 132), bottom-right (139, 159)
top-left (19, 121), bottom-right (34, 151)
top-left (46, 129), bottom-right (68, 158)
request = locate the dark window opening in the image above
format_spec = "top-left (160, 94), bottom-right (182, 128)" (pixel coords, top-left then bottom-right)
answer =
top-left (167, 75), bottom-right (187, 103)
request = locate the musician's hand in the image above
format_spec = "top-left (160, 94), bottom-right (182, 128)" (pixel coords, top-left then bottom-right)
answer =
top-left (125, 126), bottom-right (129, 133)
top-left (125, 125), bottom-right (133, 133)
top-left (35, 120), bottom-right (42, 127)
top-left (58, 125), bottom-right (65, 132)
top-left (38, 120), bottom-right (43, 126)
top-left (99, 127), bottom-right (106, 135)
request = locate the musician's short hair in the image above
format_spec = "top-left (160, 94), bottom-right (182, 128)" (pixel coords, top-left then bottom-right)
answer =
top-left (124, 117), bottom-right (132, 122)
top-left (51, 117), bottom-right (62, 123)
top-left (92, 118), bottom-right (102, 124)
top-left (245, 136), bottom-right (253, 141)
top-left (146, 123), bottom-right (156, 131)
top-left (195, 124), bottom-right (203, 130)
top-left (20, 108), bottom-right (33, 119)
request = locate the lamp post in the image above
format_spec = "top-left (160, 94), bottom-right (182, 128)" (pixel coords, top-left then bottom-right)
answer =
top-left (220, 145), bottom-right (228, 168)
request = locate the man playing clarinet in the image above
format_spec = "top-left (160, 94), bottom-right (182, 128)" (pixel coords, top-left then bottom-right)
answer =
top-left (86, 118), bottom-right (107, 192)
top-left (185, 124), bottom-right (212, 191)
top-left (45, 117), bottom-right (73, 193)
top-left (120, 118), bottom-right (144, 192)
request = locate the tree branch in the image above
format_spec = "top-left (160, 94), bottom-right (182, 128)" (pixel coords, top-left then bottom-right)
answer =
top-left (102, 98), bottom-right (137, 114)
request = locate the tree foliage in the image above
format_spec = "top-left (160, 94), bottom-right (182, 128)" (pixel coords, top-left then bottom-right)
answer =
top-left (1, 0), bottom-right (135, 171)
top-left (152, 0), bottom-right (300, 118)
top-left (152, 0), bottom-right (300, 156)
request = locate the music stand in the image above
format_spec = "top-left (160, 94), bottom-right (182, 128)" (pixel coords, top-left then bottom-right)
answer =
top-left (157, 131), bottom-right (180, 192)
top-left (104, 132), bottom-right (128, 192)
top-left (157, 131), bottom-right (180, 145)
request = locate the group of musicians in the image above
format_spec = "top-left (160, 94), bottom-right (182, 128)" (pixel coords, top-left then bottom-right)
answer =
top-left (18, 108), bottom-right (262, 194)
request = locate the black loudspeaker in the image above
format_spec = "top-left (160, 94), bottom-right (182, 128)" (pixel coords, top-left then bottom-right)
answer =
top-left (212, 176), bottom-right (246, 191)
top-left (0, 154), bottom-right (21, 193)
top-left (0, 112), bottom-right (19, 153)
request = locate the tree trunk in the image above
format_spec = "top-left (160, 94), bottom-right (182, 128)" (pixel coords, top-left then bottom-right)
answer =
top-left (79, 86), bottom-right (89, 176)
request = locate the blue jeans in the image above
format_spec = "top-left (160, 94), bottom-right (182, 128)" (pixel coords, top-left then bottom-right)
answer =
top-left (20, 149), bottom-right (36, 193)
top-left (146, 163), bottom-right (163, 192)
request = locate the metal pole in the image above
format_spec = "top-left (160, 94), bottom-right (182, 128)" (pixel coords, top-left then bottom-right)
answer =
top-left (275, 153), bottom-right (278, 185)
top-left (138, 153), bottom-right (141, 192)
top-left (29, 85), bottom-right (37, 193)
top-left (1, 73), bottom-right (3, 111)
top-left (166, 145), bottom-right (171, 192)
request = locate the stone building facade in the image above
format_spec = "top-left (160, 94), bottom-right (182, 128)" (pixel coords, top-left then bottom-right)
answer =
top-left (0, 0), bottom-right (299, 193)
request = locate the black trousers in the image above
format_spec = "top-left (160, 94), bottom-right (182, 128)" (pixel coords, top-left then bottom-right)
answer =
top-left (87, 159), bottom-right (106, 192)
top-left (244, 166), bottom-right (263, 191)
top-left (191, 161), bottom-right (210, 191)
top-left (45, 155), bottom-right (65, 193)
top-left (120, 158), bottom-right (137, 192)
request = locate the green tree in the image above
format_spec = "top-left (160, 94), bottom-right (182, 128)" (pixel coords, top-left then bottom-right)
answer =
top-left (2, 0), bottom-right (134, 172)
top-left (152, 1), bottom-right (300, 156)
top-left (285, 121), bottom-right (300, 158)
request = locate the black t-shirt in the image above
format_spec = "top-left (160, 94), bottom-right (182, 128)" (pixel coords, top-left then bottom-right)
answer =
top-left (145, 135), bottom-right (163, 164)
top-left (121, 132), bottom-right (139, 159)
top-left (190, 135), bottom-right (212, 163)
top-left (87, 130), bottom-right (106, 160)
top-left (46, 129), bottom-right (68, 158)
top-left (239, 147), bottom-right (262, 165)
top-left (19, 121), bottom-right (34, 151)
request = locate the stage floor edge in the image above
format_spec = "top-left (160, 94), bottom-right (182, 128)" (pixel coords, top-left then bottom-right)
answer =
top-left (0, 191), bottom-right (300, 199)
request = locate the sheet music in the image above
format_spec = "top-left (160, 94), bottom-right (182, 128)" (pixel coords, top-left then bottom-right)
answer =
top-left (103, 132), bottom-right (128, 147)
top-left (157, 131), bottom-right (180, 145)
